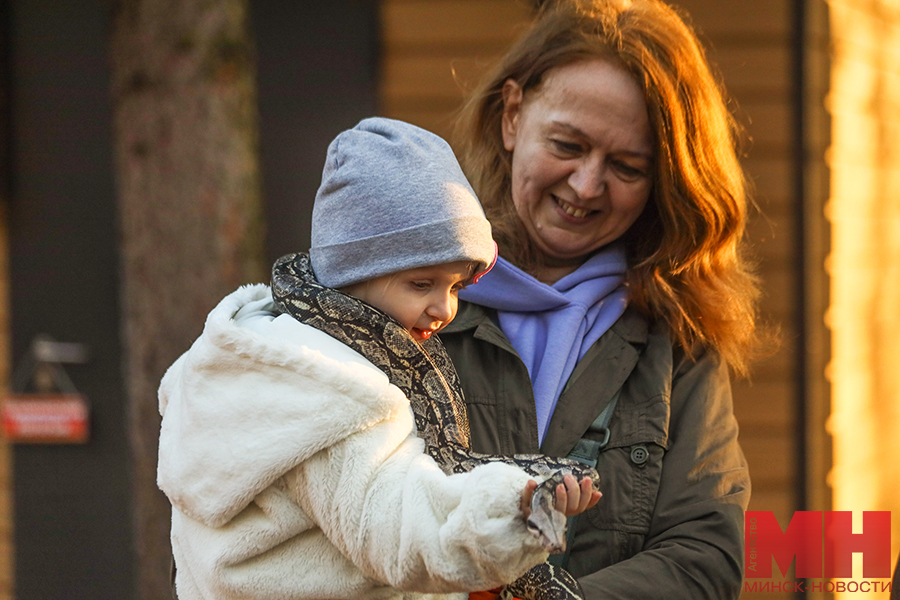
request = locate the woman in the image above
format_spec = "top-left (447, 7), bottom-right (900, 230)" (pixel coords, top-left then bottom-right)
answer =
top-left (442, 1), bottom-right (766, 598)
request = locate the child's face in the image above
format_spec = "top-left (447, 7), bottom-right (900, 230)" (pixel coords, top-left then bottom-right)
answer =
top-left (342, 261), bottom-right (475, 342)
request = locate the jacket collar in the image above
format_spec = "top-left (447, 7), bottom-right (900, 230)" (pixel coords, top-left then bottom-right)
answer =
top-left (442, 300), bottom-right (518, 354)
top-left (442, 300), bottom-right (490, 332)
top-left (442, 301), bottom-right (650, 456)
top-left (444, 301), bottom-right (649, 347)
top-left (609, 304), bottom-right (650, 345)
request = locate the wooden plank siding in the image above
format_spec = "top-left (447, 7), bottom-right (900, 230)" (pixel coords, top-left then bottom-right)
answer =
top-left (379, 2), bottom-right (802, 598)
top-left (379, 0), bottom-right (534, 140)
top-left (824, 0), bottom-right (900, 596)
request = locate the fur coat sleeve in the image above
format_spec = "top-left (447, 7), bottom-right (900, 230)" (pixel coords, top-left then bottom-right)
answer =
top-left (157, 284), bottom-right (548, 600)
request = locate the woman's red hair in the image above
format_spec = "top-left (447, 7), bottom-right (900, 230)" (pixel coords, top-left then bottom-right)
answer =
top-left (455, 0), bottom-right (771, 374)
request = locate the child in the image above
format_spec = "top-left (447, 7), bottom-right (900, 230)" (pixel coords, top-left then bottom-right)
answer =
top-left (157, 118), bottom-right (598, 600)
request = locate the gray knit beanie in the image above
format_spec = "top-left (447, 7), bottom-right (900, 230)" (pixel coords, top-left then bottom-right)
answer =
top-left (310, 117), bottom-right (495, 289)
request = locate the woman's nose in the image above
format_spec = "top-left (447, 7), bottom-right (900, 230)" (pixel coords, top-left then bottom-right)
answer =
top-left (569, 159), bottom-right (606, 200)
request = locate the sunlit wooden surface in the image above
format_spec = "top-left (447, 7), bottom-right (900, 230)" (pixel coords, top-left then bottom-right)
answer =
top-left (826, 1), bottom-right (900, 598)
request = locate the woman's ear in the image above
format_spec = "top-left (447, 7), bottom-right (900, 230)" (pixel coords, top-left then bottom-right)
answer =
top-left (501, 79), bottom-right (523, 152)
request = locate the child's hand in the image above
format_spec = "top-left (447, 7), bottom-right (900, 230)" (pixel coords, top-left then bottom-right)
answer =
top-left (553, 473), bottom-right (602, 516)
top-left (519, 480), bottom-right (539, 519)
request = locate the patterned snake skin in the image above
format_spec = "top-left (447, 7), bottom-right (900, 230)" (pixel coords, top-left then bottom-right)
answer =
top-left (271, 253), bottom-right (599, 600)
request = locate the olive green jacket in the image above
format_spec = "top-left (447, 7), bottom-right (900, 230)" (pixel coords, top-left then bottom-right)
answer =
top-left (440, 302), bottom-right (750, 600)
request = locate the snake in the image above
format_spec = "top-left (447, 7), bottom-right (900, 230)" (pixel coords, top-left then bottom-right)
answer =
top-left (271, 253), bottom-right (599, 600)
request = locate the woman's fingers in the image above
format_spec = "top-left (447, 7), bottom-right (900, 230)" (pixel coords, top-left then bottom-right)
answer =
top-left (554, 473), bottom-right (576, 514)
top-left (581, 477), bottom-right (596, 512)
top-left (554, 481), bottom-right (567, 514)
top-left (555, 474), bottom-right (603, 516)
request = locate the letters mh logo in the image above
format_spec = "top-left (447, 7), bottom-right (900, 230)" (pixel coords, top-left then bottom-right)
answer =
top-left (745, 511), bottom-right (891, 578)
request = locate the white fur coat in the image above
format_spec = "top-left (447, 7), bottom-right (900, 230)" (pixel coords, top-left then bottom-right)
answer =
top-left (157, 284), bottom-right (548, 600)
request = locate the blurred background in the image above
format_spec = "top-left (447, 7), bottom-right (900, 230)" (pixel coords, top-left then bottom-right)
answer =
top-left (0, 0), bottom-right (896, 598)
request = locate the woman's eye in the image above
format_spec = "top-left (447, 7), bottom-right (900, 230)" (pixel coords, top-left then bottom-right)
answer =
top-left (550, 139), bottom-right (581, 154)
top-left (411, 281), bottom-right (431, 290)
top-left (614, 162), bottom-right (647, 180)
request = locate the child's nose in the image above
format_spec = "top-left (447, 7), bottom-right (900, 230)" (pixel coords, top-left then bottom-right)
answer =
top-left (427, 292), bottom-right (454, 322)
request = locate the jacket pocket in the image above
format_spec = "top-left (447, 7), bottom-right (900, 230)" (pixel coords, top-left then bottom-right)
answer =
top-left (567, 396), bottom-right (669, 575)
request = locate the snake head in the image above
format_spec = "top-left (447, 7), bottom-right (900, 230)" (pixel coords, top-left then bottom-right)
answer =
top-left (526, 510), bottom-right (567, 553)
top-left (526, 478), bottom-right (568, 553)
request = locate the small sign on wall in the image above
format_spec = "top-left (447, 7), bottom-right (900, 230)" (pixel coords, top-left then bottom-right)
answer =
top-left (4, 335), bottom-right (91, 444)
top-left (1, 394), bottom-right (89, 444)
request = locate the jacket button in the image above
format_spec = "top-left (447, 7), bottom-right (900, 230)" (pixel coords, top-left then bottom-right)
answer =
top-left (630, 445), bottom-right (649, 465)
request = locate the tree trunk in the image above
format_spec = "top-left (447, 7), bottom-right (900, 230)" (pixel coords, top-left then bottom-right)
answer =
top-left (109, 0), bottom-right (266, 596)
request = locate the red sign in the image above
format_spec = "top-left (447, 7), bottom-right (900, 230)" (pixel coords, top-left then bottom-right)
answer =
top-left (746, 511), bottom-right (892, 579)
top-left (1, 394), bottom-right (89, 443)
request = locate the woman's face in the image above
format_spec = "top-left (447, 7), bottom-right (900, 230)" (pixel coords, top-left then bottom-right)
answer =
top-left (501, 59), bottom-right (654, 273)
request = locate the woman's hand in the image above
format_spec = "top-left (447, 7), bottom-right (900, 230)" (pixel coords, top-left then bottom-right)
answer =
top-left (520, 474), bottom-right (602, 518)
top-left (553, 473), bottom-right (602, 516)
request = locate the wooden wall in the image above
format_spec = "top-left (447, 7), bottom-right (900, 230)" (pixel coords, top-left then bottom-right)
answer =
top-left (380, 0), bottom-right (533, 141)
top-left (380, 1), bottom-right (804, 599)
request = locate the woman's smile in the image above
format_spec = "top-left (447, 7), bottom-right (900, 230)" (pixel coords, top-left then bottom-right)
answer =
top-left (551, 194), bottom-right (598, 221)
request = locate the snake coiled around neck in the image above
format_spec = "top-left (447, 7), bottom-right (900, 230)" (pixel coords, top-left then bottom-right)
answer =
top-left (271, 253), bottom-right (599, 600)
